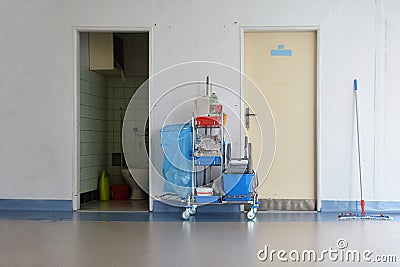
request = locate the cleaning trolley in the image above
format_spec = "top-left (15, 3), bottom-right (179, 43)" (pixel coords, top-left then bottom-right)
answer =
top-left (159, 77), bottom-right (259, 221)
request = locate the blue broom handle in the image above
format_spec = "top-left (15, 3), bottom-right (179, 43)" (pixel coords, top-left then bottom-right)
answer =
top-left (354, 79), bottom-right (358, 91)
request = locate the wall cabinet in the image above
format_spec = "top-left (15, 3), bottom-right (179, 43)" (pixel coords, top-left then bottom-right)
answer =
top-left (89, 33), bottom-right (124, 75)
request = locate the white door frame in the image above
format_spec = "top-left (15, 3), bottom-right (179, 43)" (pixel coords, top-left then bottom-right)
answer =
top-left (72, 26), bottom-right (153, 210)
top-left (240, 26), bottom-right (322, 211)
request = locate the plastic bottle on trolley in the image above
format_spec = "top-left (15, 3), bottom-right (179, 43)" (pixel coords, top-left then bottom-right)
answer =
top-left (209, 92), bottom-right (222, 116)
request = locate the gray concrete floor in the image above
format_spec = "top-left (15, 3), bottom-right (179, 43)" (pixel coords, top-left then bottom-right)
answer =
top-left (0, 220), bottom-right (399, 266)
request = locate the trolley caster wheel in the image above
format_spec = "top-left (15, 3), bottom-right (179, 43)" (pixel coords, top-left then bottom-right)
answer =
top-left (181, 210), bottom-right (191, 221)
top-left (247, 209), bottom-right (256, 221)
top-left (188, 207), bottom-right (197, 216)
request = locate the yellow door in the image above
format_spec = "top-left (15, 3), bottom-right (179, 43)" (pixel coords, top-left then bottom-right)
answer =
top-left (244, 31), bottom-right (316, 207)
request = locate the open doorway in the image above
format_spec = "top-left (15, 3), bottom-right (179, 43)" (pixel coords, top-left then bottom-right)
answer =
top-left (76, 31), bottom-right (150, 211)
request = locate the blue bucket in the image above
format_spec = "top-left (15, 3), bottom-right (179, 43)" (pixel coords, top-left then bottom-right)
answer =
top-left (223, 173), bottom-right (254, 196)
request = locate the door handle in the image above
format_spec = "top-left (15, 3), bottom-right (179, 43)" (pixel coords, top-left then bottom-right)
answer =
top-left (245, 107), bottom-right (256, 129)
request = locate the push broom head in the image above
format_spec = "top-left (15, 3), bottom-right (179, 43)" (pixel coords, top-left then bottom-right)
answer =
top-left (337, 212), bottom-right (393, 221)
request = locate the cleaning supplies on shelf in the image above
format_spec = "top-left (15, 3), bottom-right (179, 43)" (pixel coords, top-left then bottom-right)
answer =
top-left (195, 186), bottom-right (219, 202)
top-left (197, 136), bottom-right (220, 153)
top-left (209, 92), bottom-right (222, 116)
top-left (196, 187), bottom-right (213, 196)
top-left (194, 96), bottom-right (210, 116)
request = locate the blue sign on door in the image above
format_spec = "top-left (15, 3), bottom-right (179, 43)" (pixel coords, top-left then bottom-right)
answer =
top-left (271, 44), bottom-right (292, 56)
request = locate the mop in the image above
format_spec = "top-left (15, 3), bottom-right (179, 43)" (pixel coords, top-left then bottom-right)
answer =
top-left (337, 79), bottom-right (393, 221)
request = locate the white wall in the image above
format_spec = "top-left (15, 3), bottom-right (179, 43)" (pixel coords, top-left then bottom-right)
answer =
top-left (383, 0), bottom-right (400, 201)
top-left (0, 0), bottom-right (399, 206)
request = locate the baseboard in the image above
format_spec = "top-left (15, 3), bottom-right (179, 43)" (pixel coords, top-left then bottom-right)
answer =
top-left (4, 199), bottom-right (396, 213)
top-left (321, 200), bottom-right (400, 213)
top-left (0, 199), bottom-right (73, 211)
top-left (152, 200), bottom-right (240, 213)
top-left (256, 199), bottom-right (316, 211)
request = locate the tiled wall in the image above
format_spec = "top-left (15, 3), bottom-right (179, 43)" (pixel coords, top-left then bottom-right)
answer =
top-left (106, 76), bottom-right (148, 185)
top-left (80, 69), bottom-right (108, 193)
top-left (80, 69), bottom-right (148, 192)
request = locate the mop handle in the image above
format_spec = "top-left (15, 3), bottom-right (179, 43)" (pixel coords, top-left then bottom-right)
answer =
top-left (354, 78), bottom-right (365, 215)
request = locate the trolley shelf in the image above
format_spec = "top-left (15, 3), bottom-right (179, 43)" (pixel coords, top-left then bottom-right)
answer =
top-left (194, 195), bottom-right (220, 203)
top-left (194, 155), bottom-right (221, 166)
top-left (195, 116), bottom-right (221, 127)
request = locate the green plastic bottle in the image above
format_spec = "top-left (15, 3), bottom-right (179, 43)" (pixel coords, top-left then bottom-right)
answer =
top-left (99, 170), bottom-right (110, 200)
